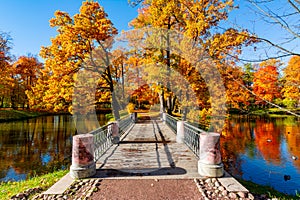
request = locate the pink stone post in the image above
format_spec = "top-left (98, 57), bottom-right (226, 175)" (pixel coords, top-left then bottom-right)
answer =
top-left (109, 121), bottom-right (119, 144)
top-left (162, 112), bottom-right (166, 124)
top-left (70, 134), bottom-right (96, 179)
top-left (176, 121), bottom-right (185, 143)
top-left (198, 132), bottom-right (224, 177)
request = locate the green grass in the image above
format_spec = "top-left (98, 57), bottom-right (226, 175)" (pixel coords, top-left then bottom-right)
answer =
top-left (0, 169), bottom-right (68, 200)
top-left (105, 110), bottom-right (130, 122)
top-left (238, 179), bottom-right (299, 200)
top-left (0, 109), bottom-right (44, 122)
top-left (236, 107), bottom-right (300, 117)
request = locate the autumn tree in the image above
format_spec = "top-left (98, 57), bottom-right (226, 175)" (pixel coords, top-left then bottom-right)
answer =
top-left (0, 31), bottom-right (13, 107)
top-left (129, 0), bottom-right (256, 120)
top-left (12, 56), bottom-right (43, 108)
top-left (111, 48), bottom-right (127, 107)
top-left (130, 84), bottom-right (158, 108)
top-left (29, 1), bottom-right (119, 118)
top-left (281, 56), bottom-right (300, 108)
top-left (253, 59), bottom-right (281, 106)
top-left (0, 31), bottom-right (12, 62)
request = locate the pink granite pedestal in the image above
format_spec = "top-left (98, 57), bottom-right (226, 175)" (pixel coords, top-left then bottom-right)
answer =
top-left (176, 121), bottom-right (185, 143)
top-left (70, 134), bottom-right (96, 179)
top-left (198, 132), bottom-right (224, 177)
top-left (109, 121), bottom-right (119, 144)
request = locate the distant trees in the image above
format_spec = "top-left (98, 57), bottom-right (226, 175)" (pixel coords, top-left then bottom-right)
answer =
top-left (281, 56), bottom-right (300, 108)
top-left (13, 56), bottom-right (43, 108)
top-left (1, 32), bottom-right (43, 109)
top-left (0, 31), bottom-right (12, 62)
top-left (0, 31), bottom-right (12, 107)
top-left (1, 0), bottom-right (299, 120)
top-left (253, 60), bottom-right (281, 105)
top-left (238, 57), bottom-right (299, 110)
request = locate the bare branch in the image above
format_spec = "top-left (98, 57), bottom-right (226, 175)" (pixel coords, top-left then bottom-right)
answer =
top-left (257, 36), bottom-right (300, 56)
top-left (288, 0), bottom-right (300, 13)
top-left (248, 0), bottom-right (300, 39)
top-left (225, 51), bottom-right (294, 63)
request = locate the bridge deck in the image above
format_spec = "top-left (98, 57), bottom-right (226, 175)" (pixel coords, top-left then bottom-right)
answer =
top-left (95, 116), bottom-right (201, 179)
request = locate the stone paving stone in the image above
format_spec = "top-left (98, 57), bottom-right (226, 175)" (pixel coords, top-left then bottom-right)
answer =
top-left (43, 173), bottom-right (74, 195)
top-left (218, 174), bottom-right (249, 193)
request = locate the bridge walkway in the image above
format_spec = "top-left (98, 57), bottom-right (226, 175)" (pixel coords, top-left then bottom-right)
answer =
top-left (94, 115), bottom-right (201, 178)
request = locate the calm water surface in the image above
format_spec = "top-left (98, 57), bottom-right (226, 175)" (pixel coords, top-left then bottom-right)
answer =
top-left (0, 114), bottom-right (108, 182)
top-left (0, 114), bottom-right (299, 195)
top-left (221, 116), bottom-right (300, 195)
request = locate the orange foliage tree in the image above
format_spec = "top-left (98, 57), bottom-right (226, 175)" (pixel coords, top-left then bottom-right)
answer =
top-left (13, 56), bottom-right (43, 108)
top-left (281, 56), bottom-right (300, 108)
top-left (253, 59), bottom-right (281, 106)
top-left (0, 31), bottom-right (14, 107)
top-left (28, 1), bottom-right (119, 117)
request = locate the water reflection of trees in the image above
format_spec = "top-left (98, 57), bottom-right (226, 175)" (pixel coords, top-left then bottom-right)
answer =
top-left (221, 116), bottom-right (253, 177)
top-left (0, 115), bottom-right (75, 181)
top-left (254, 119), bottom-right (281, 164)
top-left (221, 116), bottom-right (300, 176)
top-left (283, 117), bottom-right (300, 171)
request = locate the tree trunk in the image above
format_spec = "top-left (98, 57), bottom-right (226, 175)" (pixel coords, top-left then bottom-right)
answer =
top-left (112, 91), bottom-right (120, 120)
top-left (159, 90), bottom-right (165, 113)
top-left (166, 17), bottom-right (172, 115)
top-left (0, 96), bottom-right (3, 107)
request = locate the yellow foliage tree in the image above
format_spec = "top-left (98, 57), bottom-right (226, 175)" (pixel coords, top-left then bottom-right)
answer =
top-left (129, 0), bottom-right (256, 121)
top-left (28, 1), bottom-right (119, 117)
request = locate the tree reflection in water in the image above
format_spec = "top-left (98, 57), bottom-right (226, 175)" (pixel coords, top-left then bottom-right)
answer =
top-left (0, 115), bottom-right (76, 182)
top-left (221, 115), bottom-right (300, 195)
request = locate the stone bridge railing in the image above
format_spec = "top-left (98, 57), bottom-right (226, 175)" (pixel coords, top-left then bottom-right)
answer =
top-left (69, 112), bottom-right (224, 179)
top-left (163, 113), bottom-right (224, 178)
top-left (70, 114), bottom-right (134, 179)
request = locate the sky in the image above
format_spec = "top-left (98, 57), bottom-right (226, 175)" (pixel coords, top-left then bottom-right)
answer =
top-left (0, 0), bottom-right (297, 65)
top-left (0, 0), bottom-right (138, 59)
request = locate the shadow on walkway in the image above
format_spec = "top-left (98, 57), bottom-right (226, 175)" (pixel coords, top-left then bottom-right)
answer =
top-left (94, 167), bottom-right (187, 178)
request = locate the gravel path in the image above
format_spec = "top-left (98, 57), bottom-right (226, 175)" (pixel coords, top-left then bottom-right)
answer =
top-left (9, 177), bottom-right (268, 200)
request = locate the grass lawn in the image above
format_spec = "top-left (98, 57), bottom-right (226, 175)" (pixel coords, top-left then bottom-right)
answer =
top-left (239, 179), bottom-right (300, 200)
top-left (0, 170), bottom-right (68, 199)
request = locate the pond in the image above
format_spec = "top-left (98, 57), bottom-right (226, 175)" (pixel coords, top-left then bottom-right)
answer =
top-left (0, 114), bottom-right (108, 182)
top-left (221, 115), bottom-right (300, 195)
top-left (0, 114), bottom-right (299, 195)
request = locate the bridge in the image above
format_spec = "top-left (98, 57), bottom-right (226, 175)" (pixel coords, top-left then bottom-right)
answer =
top-left (69, 112), bottom-right (224, 179)
top-left (43, 112), bottom-right (252, 199)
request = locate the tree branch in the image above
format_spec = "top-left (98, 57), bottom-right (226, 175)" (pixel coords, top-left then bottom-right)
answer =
top-left (248, 0), bottom-right (300, 39)
top-left (288, 0), bottom-right (300, 13)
